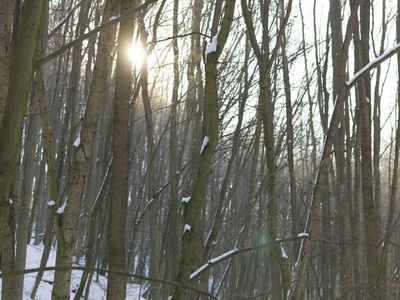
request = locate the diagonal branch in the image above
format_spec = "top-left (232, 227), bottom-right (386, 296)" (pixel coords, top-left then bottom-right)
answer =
top-left (0, 266), bottom-right (217, 299)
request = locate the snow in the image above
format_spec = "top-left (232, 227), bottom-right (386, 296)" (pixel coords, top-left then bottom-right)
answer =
top-left (73, 131), bottom-right (81, 147)
top-left (0, 243), bottom-right (145, 299)
top-left (287, 140), bottom-right (292, 144)
top-left (47, 200), bottom-right (56, 206)
top-left (182, 197), bottom-right (191, 203)
top-left (200, 136), bottom-right (209, 154)
top-left (56, 201), bottom-right (67, 214)
top-left (366, 97), bottom-right (370, 103)
top-left (328, 95), bottom-right (338, 125)
top-left (209, 249), bottom-right (237, 264)
top-left (9, 198), bottom-right (13, 204)
top-left (206, 32), bottom-right (219, 54)
top-left (109, 16), bottom-right (119, 22)
top-left (346, 42), bottom-right (400, 86)
top-left (183, 224), bottom-right (191, 234)
top-left (51, 15), bottom-right (69, 33)
top-left (50, 0), bottom-right (81, 34)
top-left (190, 263), bottom-right (209, 280)
top-left (281, 244), bottom-right (288, 259)
top-left (190, 249), bottom-right (238, 280)
top-left (297, 232), bottom-right (309, 237)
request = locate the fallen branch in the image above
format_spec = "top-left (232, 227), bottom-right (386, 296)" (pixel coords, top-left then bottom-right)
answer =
top-left (0, 266), bottom-right (216, 299)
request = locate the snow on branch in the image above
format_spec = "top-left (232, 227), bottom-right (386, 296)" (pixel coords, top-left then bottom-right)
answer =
top-left (183, 224), bottom-right (191, 234)
top-left (49, 0), bottom-right (83, 37)
top-left (346, 42), bottom-right (400, 87)
top-left (200, 136), bottom-right (209, 154)
top-left (57, 200), bottom-right (67, 214)
top-left (73, 130), bottom-right (81, 147)
top-left (182, 197), bottom-right (191, 203)
top-left (190, 249), bottom-right (238, 280)
top-left (297, 232), bottom-right (309, 238)
top-left (206, 32), bottom-right (219, 55)
top-left (190, 235), bottom-right (312, 280)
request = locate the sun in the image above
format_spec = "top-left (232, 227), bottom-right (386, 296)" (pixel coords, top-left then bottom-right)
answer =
top-left (128, 44), bottom-right (145, 69)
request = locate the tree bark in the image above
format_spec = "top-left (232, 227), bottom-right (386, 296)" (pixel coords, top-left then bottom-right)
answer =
top-left (106, 1), bottom-right (133, 299)
top-left (139, 18), bottom-right (161, 300)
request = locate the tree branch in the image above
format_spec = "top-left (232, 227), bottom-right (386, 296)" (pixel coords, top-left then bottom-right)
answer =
top-left (34, 0), bottom-right (158, 70)
top-left (0, 266), bottom-right (217, 299)
top-left (346, 42), bottom-right (400, 88)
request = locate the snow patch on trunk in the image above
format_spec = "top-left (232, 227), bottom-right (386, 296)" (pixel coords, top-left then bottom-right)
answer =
top-left (200, 136), bottom-right (209, 154)
top-left (57, 200), bottom-right (67, 214)
top-left (73, 131), bottom-right (81, 147)
top-left (183, 224), bottom-right (191, 234)
top-left (182, 197), bottom-right (191, 203)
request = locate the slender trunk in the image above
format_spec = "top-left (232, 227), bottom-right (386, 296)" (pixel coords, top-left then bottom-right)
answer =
top-left (373, 1), bottom-right (385, 240)
top-left (15, 84), bottom-right (41, 300)
top-left (235, 100), bottom-right (262, 299)
top-left (281, 13), bottom-right (298, 258)
top-left (0, 0), bottom-right (47, 253)
top-left (0, 0), bottom-right (12, 124)
top-left (330, 0), bottom-right (351, 296)
top-left (241, 0), bottom-right (293, 296)
top-left (352, 2), bottom-right (383, 297)
top-left (138, 18), bottom-right (161, 299)
top-left (107, 1), bottom-right (134, 298)
top-left (164, 0), bottom-right (180, 296)
top-left (381, 0), bottom-right (400, 295)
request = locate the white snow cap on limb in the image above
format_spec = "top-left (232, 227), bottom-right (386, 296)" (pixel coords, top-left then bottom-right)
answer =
top-left (297, 232), bottom-right (309, 237)
top-left (346, 42), bottom-right (400, 86)
top-left (200, 136), bottom-right (209, 154)
top-left (206, 31), bottom-right (219, 54)
top-left (281, 244), bottom-right (288, 259)
top-left (57, 200), bottom-right (67, 214)
top-left (183, 224), bottom-right (191, 234)
top-left (9, 198), bottom-right (13, 204)
top-left (73, 130), bottom-right (81, 147)
top-left (48, 200), bottom-right (56, 206)
top-left (182, 197), bottom-right (191, 203)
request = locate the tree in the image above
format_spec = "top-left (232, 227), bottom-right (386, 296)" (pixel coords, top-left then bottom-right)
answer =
top-left (172, 0), bottom-right (235, 297)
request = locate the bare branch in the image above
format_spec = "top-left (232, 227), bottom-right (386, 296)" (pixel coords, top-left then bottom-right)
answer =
top-left (34, 0), bottom-right (158, 70)
top-left (0, 266), bottom-right (217, 299)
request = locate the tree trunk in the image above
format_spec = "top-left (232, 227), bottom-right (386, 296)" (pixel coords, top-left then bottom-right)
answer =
top-left (107, 1), bottom-right (133, 299)
top-left (352, 2), bottom-right (383, 297)
top-left (163, 0), bottom-right (180, 296)
top-left (172, 1), bottom-right (235, 297)
top-left (235, 98), bottom-right (262, 299)
top-left (15, 83), bottom-right (41, 300)
top-left (0, 0), bottom-right (47, 255)
top-left (139, 19), bottom-right (161, 300)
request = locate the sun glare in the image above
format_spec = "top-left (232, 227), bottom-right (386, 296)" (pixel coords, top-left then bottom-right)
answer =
top-left (128, 44), bottom-right (145, 69)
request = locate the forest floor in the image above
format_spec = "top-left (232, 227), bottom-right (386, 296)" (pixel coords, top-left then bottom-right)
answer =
top-left (0, 242), bottom-right (145, 299)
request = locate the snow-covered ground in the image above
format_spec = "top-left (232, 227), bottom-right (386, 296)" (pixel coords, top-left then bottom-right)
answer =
top-left (0, 243), bottom-right (145, 299)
